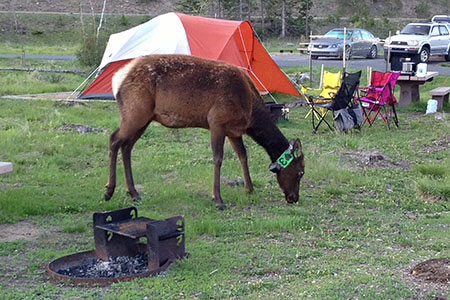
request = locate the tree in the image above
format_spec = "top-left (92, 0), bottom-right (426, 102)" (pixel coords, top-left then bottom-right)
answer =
top-left (265, 0), bottom-right (313, 37)
top-left (176, 0), bottom-right (210, 15)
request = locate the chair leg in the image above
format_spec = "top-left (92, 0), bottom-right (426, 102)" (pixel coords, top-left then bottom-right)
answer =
top-left (312, 110), bottom-right (333, 134)
top-left (383, 105), bottom-right (391, 129)
top-left (391, 104), bottom-right (399, 128)
top-left (364, 106), bottom-right (379, 127)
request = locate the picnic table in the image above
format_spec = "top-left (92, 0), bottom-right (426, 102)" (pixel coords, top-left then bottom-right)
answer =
top-left (396, 72), bottom-right (438, 106)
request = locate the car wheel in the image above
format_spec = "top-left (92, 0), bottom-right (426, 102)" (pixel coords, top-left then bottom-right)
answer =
top-left (340, 46), bottom-right (351, 60)
top-left (368, 45), bottom-right (377, 59)
top-left (311, 55), bottom-right (318, 60)
top-left (445, 52), bottom-right (450, 61)
top-left (418, 47), bottom-right (429, 63)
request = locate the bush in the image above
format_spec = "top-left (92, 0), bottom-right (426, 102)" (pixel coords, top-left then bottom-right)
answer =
top-left (76, 30), bottom-right (107, 67)
top-left (415, 3), bottom-right (431, 18)
top-left (120, 14), bottom-right (129, 26)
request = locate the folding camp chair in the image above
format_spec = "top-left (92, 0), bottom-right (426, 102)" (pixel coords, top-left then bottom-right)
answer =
top-left (306, 71), bottom-right (362, 134)
top-left (302, 70), bottom-right (341, 120)
top-left (356, 71), bottom-right (400, 129)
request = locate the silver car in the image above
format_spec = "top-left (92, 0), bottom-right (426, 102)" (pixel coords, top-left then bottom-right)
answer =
top-left (384, 23), bottom-right (450, 63)
top-left (308, 28), bottom-right (380, 60)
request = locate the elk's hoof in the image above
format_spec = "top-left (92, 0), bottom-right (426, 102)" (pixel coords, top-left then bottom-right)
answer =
top-left (132, 195), bottom-right (142, 202)
top-left (217, 203), bottom-right (226, 211)
top-left (245, 188), bottom-right (254, 194)
top-left (104, 192), bottom-right (112, 201)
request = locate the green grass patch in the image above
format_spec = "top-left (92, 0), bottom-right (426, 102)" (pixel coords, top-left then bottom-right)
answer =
top-left (0, 96), bottom-right (448, 299)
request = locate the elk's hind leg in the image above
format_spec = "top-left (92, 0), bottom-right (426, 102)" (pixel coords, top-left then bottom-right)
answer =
top-left (105, 128), bottom-right (123, 200)
top-left (210, 126), bottom-right (226, 210)
top-left (105, 88), bottom-right (153, 201)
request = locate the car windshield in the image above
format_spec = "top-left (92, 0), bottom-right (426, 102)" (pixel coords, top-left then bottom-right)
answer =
top-left (325, 29), bottom-right (353, 39)
top-left (400, 24), bottom-right (430, 35)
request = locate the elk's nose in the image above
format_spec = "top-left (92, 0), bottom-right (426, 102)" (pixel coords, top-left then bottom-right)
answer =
top-left (286, 193), bottom-right (298, 203)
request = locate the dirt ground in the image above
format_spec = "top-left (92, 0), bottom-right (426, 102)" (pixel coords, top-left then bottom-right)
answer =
top-left (3, 0), bottom-right (178, 16)
top-left (0, 221), bottom-right (40, 242)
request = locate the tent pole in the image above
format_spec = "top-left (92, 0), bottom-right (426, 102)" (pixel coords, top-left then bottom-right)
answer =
top-left (66, 66), bottom-right (99, 100)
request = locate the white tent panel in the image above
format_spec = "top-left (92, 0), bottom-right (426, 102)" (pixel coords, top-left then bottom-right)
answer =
top-left (98, 12), bottom-right (191, 70)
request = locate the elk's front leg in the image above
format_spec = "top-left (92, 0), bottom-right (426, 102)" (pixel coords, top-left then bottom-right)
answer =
top-left (210, 127), bottom-right (226, 210)
top-left (228, 136), bottom-right (254, 192)
top-left (105, 129), bottom-right (121, 200)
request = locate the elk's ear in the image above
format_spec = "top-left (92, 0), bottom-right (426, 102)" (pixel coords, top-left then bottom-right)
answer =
top-left (289, 138), bottom-right (302, 156)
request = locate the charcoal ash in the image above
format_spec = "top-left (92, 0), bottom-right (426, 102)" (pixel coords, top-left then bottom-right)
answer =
top-left (57, 253), bottom-right (148, 278)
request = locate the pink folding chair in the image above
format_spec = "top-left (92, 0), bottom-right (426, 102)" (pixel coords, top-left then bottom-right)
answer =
top-left (356, 71), bottom-right (400, 128)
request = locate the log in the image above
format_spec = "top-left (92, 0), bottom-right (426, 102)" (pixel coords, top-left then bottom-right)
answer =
top-left (0, 67), bottom-right (86, 74)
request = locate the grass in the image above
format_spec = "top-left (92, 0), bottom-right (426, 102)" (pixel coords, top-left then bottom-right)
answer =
top-left (0, 11), bottom-right (449, 299)
top-left (0, 12), bottom-right (150, 56)
top-left (0, 96), bottom-right (449, 298)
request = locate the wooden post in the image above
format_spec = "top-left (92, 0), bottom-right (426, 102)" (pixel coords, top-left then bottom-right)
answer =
top-left (367, 66), bottom-right (372, 85)
top-left (21, 47), bottom-right (25, 67)
top-left (343, 27), bottom-right (346, 73)
top-left (320, 64), bottom-right (324, 89)
top-left (386, 31), bottom-right (391, 72)
top-left (309, 31), bottom-right (313, 88)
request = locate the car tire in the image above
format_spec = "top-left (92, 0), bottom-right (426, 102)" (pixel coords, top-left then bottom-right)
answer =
top-left (417, 47), bottom-right (430, 63)
top-left (346, 46), bottom-right (352, 60)
top-left (368, 45), bottom-right (377, 59)
top-left (340, 46), bottom-right (351, 60)
top-left (445, 52), bottom-right (450, 61)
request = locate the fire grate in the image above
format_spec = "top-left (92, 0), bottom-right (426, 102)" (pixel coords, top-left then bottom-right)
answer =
top-left (47, 206), bottom-right (187, 284)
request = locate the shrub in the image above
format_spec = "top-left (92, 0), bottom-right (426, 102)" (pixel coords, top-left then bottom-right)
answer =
top-left (76, 30), bottom-right (107, 67)
top-left (415, 3), bottom-right (430, 18)
top-left (120, 14), bottom-right (129, 26)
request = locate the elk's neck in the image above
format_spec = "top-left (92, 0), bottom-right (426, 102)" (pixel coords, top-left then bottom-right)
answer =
top-left (246, 100), bottom-right (290, 162)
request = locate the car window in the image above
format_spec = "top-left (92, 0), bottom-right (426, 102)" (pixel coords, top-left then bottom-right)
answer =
top-left (439, 25), bottom-right (449, 35)
top-left (325, 29), bottom-right (353, 39)
top-left (353, 30), bottom-right (362, 40)
top-left (431, 26), bottom-right (440, 36)
top-left (400, 24), bottom-right (430, 35)
top-left (361, 30), bottom-right (373, 39)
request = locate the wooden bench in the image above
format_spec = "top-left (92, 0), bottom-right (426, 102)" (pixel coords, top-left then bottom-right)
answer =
top-left (429, 87), bottom-right (450, 110)
top-left (0, 162), bottom-right (13, 174)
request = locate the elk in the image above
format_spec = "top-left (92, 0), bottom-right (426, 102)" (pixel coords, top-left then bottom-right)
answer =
top-left (105, 54), bottom-right (305, 209)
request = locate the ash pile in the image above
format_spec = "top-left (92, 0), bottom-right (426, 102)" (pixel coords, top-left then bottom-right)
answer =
top-left (57, 253), bottom-right (149, 278)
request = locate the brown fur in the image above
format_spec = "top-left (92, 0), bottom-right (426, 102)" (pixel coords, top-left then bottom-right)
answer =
top-left (105, 54), bottom-right (304, 208)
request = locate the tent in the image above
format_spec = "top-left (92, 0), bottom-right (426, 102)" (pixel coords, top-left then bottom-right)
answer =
top-left (79, 12), bottom-right (300, 99)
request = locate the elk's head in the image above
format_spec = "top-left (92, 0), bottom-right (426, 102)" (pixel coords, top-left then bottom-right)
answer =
top-left (269, 139), bottom-right (305, 203)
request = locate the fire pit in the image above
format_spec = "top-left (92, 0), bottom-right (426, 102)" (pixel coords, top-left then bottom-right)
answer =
top-left (47, 207), bottom-right (186, 284)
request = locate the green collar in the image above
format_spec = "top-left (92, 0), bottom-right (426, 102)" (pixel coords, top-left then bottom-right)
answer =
top-left (276, 147), bottom-right (298, 168)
